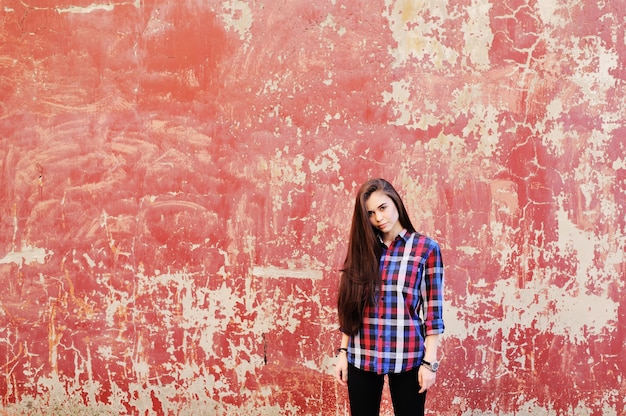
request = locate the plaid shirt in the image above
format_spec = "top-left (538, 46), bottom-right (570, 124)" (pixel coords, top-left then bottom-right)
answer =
top-left (347, 230), bottom-right (445, 374)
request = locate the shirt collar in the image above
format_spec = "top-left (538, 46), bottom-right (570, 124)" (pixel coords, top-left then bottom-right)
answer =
top-left (397, 228), bottom-right (409, 240)
top-left (377, 228), bottom-right (409, 247)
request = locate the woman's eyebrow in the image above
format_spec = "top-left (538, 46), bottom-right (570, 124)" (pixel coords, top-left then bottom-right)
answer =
top-left (367, 203), bottom-right (386, 213)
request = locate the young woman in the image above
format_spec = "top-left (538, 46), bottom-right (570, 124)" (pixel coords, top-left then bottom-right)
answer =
top-left (334, 178), bottom-right (445, 416)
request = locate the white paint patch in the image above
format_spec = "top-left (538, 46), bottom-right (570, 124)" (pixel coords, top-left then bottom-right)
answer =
top-left (83, 253), bottom-right (96, 268)
top-left (382, 80), bottom-right (447, 130)
top-left (251, 266), bottom-right (323, 280)
top-left (57, 3), bottom-right (114, 13)
top-left (456, 245), bottom-right (481, 256)
top-left (445, 203), bottom-right (621, 345)
top-left (271, 150), bottom-right (307, 186)
top-left (383, 0), bottom-right (459, 69)
top-left (97, 345), bottom-right (114, 360)
top-left (0, 246), bottom-right (48, 265)
top-left (461, 103), bottom-right (500, 157)
top-left (612, 156), bottom-right (626, 171)
top-left (536, 0), bottom-right (561, 27)
top-left (218, 0), bottom-right (253, 44)
top-left (571, 38), bottom-right (619, 100)
top-left (461, 0), bottom-right (494, 70)
top-left (55, 1), bottom-right (140, 14)
top-left (308, 147), bottom-right (342, 174)
top-left (455, 390), bottom-right (623, 415)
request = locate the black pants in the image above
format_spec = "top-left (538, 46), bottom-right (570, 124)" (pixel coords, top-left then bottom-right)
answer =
top-left (347, 363), bottom-right (426, 416)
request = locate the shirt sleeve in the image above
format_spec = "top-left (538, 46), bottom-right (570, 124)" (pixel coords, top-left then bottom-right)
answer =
top-left (421, 240), bottom-right (445, 336)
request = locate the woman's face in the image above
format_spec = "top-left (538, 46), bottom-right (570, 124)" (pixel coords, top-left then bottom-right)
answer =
top-left (365, 190), bottom-right (403, 237)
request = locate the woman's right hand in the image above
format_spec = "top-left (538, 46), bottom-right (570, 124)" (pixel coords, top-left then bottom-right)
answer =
top-left (334, 351), bottom-right (348, 386)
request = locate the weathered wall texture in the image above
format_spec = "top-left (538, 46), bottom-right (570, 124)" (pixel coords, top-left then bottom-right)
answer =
top-left (0, 0), bottom-right (624, 415)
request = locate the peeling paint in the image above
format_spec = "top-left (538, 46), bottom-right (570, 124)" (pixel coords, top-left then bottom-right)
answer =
top-left (0, 0), bottom-right (624, 415)
top-left (251, 266), bottom-right (323, 280)
top-left (0, 246), bottom-right (48, 265)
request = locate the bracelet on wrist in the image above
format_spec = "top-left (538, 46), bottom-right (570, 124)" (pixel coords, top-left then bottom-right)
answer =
top-left (336, 347), bottom-right (348, 354)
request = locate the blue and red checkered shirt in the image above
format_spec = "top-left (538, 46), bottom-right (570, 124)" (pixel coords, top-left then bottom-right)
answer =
top-left (347, 229), bottom-right (445, 374)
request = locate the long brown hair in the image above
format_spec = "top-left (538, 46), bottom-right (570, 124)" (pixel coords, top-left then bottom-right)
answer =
top-left (337, 178), bottom-right (416, 335)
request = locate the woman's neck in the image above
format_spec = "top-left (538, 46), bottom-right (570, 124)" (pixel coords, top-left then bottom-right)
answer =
top-left (381, 227), bottom-right (405, 246)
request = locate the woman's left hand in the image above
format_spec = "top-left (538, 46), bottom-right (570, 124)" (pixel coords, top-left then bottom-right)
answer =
top-left (418, 365), bottom-right (437, 393)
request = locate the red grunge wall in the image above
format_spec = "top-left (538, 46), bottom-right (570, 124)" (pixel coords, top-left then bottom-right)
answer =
top-left (1, 0), bottom-right (624, 415)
